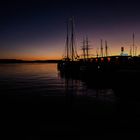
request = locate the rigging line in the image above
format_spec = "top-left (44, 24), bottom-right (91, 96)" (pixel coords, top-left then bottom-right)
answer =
top-left (108, 47), bottom-right (112, 56)
top-left (72, 17), bottom-right (79, 59)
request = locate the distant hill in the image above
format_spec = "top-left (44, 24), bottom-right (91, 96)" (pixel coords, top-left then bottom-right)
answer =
top-left (0, 59), bottom-right (61, 63)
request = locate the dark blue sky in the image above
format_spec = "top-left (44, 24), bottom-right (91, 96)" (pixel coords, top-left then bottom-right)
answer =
top-left (0, 0), bottom-right (140, 59)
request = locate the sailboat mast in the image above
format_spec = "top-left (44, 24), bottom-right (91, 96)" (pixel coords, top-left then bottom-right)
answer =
top-left (70, 18), bottom-right (74, 61)
top-left (86, 36), bottom-right (89, 59)
top-left (130, 46), bottom-right (132, 56)
top-left (135, 46), bottom-right (137, 56)
top-left (105, 40), bottom-right (108, 57)
top-left (133, 33), bottom-right (135, 56)
top-left (96, 48), bottom-right (99, 57)
top-left (82, 37), bottom-right (86, 60)
top-left (100, 39), bottom-right (103, 57)
top-left (66, 21), bottom-right (69, 59)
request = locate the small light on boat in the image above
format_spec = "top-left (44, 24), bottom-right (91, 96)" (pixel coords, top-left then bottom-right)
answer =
top-left (107, 57), bottom-right (111, 62)
top-left (90, 59), bottom-right (93, 62)
top-left (98, 66), bottom-right (100, 69)
top-left (101, 58), bottom-right (104, 62)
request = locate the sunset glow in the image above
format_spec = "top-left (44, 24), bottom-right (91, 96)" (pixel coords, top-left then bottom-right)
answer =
top-left (0, 0), bottom-right (140, 60)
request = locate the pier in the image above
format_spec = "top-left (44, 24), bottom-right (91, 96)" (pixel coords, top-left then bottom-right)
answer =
top-left (58, 18), bottom-right (140, 79)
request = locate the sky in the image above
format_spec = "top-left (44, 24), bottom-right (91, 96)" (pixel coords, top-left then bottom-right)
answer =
top-left (0, 0), bottom-right (140, 60)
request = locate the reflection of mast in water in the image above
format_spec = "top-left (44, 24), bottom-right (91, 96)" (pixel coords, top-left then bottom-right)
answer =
top-left (64, 78), bottom-right (75, 104)
top-left (64, 78), bottom-right (87, 99)
top-left (60, 73), bottom-right (115, 101)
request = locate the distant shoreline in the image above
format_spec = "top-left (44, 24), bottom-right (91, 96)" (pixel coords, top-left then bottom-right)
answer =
top-left (0, 59), bottom-right (61, 63)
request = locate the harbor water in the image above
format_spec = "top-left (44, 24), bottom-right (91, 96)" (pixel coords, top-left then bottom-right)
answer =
top-left (0, 63), bottom-right (140, 139)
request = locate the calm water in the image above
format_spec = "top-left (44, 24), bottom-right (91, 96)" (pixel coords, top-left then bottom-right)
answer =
top-left (1, 63), bottom-right (140, 139)
top-left (0, 63), bottom-right (115, 101)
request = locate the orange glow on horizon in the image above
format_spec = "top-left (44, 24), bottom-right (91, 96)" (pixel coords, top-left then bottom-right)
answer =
top-left (0, 39), bottom-right (140, 60)
top-left (0, 55), bottom-right (62, 61)
top-left (14, 56), bottom-right (61, 60)
top-left (0, 47), bottom-right (138, 60)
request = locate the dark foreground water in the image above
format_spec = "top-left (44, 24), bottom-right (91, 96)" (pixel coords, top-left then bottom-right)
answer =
top-left (0, 63), bottom-right (140, 139)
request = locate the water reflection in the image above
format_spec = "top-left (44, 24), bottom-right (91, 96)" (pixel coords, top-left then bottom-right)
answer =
top-left (1, 63), bottom-right (140, 138)
top-left (59, 67), bottom-right (140, 101)
top-left (2, 63), bottom-right (138, 102)
top-left (0, 63), bottom-right (63, 96)
top-left (1, 63), bottom-right (137, 102)
top-left (59, 70), bottom-right (116, 103)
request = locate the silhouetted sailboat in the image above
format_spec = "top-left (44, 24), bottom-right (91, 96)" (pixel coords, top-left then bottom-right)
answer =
top-left (58, 21), bottom-right (140, 76)
top-left (58, 18), bottom-right (80, 72)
